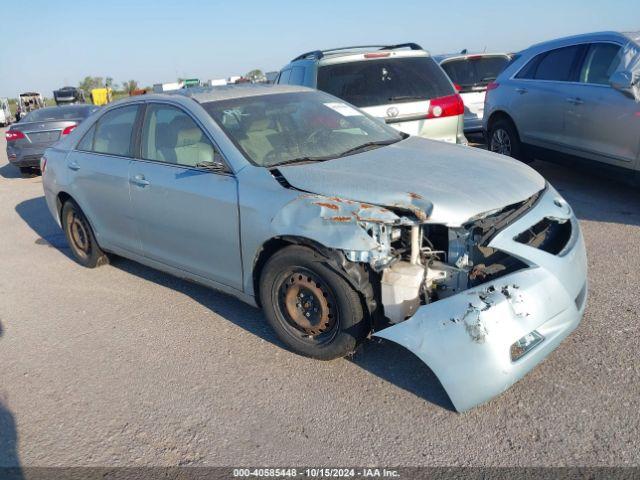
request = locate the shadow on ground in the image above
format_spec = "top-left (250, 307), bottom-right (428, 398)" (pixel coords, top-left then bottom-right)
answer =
top-left (0, 319), bottom-right (23, 478)
top-left (0, 163), bottom-right (39, 180)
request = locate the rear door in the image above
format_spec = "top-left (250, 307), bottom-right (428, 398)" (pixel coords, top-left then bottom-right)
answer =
top-left (129, 102), bottom-right (242, 290)
top-left (563, 42), bottom-right (639, 167)
top-left (509, 45), bottom-right (584, 148)
top-left (65, 104), bottom-right (142, 254)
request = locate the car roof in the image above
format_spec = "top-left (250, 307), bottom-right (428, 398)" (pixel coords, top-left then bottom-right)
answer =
top-left (528, 30), bottom-right (635, 50)
top-left (434, 52), bottom-right (511, 63)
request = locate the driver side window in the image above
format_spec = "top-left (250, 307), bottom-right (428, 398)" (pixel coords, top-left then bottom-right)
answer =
top-left (141, 104), bottom-right (222, 168)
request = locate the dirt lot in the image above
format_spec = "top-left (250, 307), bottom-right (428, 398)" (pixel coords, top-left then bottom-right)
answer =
top-left (0, 128), bottom-right (639, 467)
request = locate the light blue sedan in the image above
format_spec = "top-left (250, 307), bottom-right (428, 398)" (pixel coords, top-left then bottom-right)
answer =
top-left (42, 84), bottom-right (587, 411)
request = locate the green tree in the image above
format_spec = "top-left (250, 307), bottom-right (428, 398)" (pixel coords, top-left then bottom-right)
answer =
top-left (78, 76), bottom-right (104, 93)
top-left (245, 69), bottom-right (265, 83)
top-left (122, 80), bottom-right (139, 94)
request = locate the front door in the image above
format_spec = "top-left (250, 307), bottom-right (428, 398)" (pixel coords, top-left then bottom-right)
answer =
top-left (564, 42), bottom-right (640, 167)
top-left (129, 102), bottom-right (243, 290)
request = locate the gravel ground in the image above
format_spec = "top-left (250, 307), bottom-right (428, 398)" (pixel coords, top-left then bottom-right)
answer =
top-left (0, 128), bottom-right (639, 467)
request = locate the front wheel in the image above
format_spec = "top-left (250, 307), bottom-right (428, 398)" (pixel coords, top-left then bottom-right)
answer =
top-left (61, 200), bottom-right (109, 268)
top-left (488, 118), bottom-right (532, 163)
top-left (259, 246), bottom-right (369, 360)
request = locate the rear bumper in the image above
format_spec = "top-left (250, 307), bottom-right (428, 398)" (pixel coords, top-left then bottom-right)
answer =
top-left (463, 116), bottom-right (484, 133)
top-left (7, 149), bottom-right (44, 168)
top-left (375, 186), bottom-right (588, 412)
top-left (386, 115), bottom-right (467, 144)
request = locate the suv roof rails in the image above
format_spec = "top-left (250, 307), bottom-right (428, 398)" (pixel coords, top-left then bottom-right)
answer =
top-left (291, 43), bottom-right (424, 62)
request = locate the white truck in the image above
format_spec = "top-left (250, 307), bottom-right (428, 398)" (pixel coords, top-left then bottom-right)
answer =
top-left (152, 82), bottom-right (183, 93)
top-left (0, 97), bottom-right (12, 127)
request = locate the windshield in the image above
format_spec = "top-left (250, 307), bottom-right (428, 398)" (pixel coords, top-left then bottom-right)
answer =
top-left (22, 105), bottom-right (96, 122)
top-left (203, 91), bottom-right (404, 167)
top-left (316, 56), bottom-right (454, 108)
top-left (441, 56), bottom-right (510, 92)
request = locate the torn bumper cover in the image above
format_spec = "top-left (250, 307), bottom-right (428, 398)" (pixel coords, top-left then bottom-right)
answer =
top-left (374, 187), bottom-right (588, 412)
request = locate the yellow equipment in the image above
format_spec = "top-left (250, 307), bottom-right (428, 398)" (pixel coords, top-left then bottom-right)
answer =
top-left (90, 87), bottom-right (113, 106)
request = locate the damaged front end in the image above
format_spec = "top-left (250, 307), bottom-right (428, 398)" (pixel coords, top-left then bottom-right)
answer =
top-left (275, 183), bottom-right (587, 412)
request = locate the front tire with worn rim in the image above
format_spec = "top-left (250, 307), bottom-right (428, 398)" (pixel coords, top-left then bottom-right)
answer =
top-left (259, 245), bottom-right (369, 360)
top-left (61, 200), bottom-right (109, 268)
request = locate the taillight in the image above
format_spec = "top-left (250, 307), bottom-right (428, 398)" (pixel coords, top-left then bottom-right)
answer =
top-left (453, 83), bottom-right (462, 92)
top-left (5, 130), bottom-right (25, 141)
top-left (40, 156), bottom-right (47, 174)
top-left (486, 82), bottom-right (500, 92)
top-left (426, 94), bottom-right (464, 119)
top-left (61, 124), bottom-right (77, 136)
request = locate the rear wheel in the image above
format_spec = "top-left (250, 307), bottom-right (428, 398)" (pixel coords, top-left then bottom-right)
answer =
top-left (259, 245), bottom-right (369, 360)
top-left (61, 200), bottom-right (109, 268)
top-left (488, 117), bottom-right (532, 163)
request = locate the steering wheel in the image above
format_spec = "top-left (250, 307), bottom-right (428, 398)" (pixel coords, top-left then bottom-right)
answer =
top-left (302, 129), bottom-right (332, 151)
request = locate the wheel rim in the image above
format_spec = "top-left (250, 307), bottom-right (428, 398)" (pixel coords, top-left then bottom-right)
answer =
top-left (276, 268), bottom-right (338, 341)
top-left (490, 128), bottom-right (512, 156)
top-left (66, 209), bottom-right (91, 260)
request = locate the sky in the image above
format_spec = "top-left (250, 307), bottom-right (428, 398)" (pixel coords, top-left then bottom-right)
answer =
top-left (0, 0), bottom-right (637, 98)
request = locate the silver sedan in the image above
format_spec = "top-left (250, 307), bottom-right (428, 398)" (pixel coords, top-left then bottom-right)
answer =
top-left (42, 84), bottom-right (587, 412)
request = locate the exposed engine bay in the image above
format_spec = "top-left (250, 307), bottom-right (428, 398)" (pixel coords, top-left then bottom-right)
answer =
top-left (345, 189), bottom-right (547, 324)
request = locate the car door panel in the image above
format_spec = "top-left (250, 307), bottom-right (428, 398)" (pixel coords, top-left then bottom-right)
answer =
top-left (129, 162), bottom-right (242, 290)
top-left (66, 105), bottom-right (143, 254)
top-left (129, 102), bottom-right (243, 290)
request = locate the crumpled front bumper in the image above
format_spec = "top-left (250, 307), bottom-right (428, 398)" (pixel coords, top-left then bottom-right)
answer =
top-left (374, 186), bottom-right (588, 412)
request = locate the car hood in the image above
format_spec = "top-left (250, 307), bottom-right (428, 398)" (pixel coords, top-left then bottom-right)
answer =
top-left (277, 136), bottom-right (546, 226)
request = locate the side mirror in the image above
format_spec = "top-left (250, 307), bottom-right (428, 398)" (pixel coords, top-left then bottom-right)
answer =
top-left (195, 159), bottom-right (228, 173)
top-left (609, 70), bottom-right (634, 97)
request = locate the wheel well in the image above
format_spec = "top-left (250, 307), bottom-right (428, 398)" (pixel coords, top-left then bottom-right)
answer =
top-left (487, 110), bottom-right (515, 133)
top-left (252, 236), bottom-right (324, 307)
top-left (251, 236), bottom-right (379, 325)
top-left (56, 191), bottom-right (72, 221)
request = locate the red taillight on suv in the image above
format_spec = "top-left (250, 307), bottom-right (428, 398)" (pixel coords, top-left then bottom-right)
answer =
top-left (426, 94), bottom-right (464, 119)
top-left (61, 124), bottom-right (77, 136)
top-left (5, 130), bottom-right (26, 141)
top-left (486, 82), bottom-right (500, 92)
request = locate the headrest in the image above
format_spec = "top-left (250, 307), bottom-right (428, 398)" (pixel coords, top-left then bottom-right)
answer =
top-left (170, 116), bottom-right (203, 147)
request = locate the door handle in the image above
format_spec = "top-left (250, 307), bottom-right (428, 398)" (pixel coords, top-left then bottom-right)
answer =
top-left (130, 174), bottom-right (150, 187)
top-left (515, 87), bottom-right (528, 94)
top-left (566, 97), bottom-right (584, 105)
top-left (68, 161), bottom-right (80, 171)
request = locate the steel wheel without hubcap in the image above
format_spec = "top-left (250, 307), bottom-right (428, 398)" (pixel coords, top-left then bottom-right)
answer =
top-left (65, 209), bottom-right (91, 261)
top-left (490, 128), bottom-right (512, 156)
top-left (276, 268), bottom-right (338, 343)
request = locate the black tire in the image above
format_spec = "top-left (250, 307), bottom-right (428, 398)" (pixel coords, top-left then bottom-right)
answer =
top-left (259, 245), bottom-right (369, 360)
top-left (61, 200), bottom-right (109, 268)
top-left (488, 117), bottom-right (532, 163)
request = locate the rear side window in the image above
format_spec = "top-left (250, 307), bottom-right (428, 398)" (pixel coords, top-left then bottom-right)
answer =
top-left (278, 69), bottom-right (292, 84)
top-left (517, 45), bottom-right (582, 82)
top-left (92, 105), bottom-right (139, 156)
top-left (77, 125), bottom-right (96, 151)
top-left (289, 66), bottom-right (305, 85)
top-left (317, 56), bottom-right (454, 108)
top-left (441, 56), bottom-right (510, 91)
top-left (579, 43), bottom-right (622, 84)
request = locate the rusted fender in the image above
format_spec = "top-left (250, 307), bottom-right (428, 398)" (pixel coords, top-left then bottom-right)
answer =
top-left (271, 194), bottom-right (401, 251)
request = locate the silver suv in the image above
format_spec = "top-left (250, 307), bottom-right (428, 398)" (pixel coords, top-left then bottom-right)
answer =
top-left (277, 43), bottom-right (467, 144)
top-left (484, 31), bottom-right (640, 180)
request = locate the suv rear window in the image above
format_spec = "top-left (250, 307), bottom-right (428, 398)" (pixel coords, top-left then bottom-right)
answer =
top-left (441, 56), bottom-right (509, 92)
top-left (317, 56), bottom-right (454, 108)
